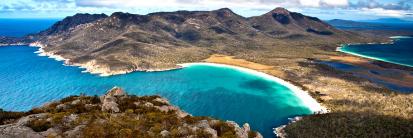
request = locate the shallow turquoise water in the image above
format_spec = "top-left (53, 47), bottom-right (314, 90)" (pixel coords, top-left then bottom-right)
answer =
top-left (0, 46), bottom-right (312, 137)
top-left (339, 37), bottom-right (413, 67)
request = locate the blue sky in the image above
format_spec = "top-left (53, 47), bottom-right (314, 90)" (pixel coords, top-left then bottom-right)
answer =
top-left (1, 0), bottom-right (412, 21)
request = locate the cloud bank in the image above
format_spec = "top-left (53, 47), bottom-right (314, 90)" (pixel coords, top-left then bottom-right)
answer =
top-left (0, 0), bottom-right (412, 19)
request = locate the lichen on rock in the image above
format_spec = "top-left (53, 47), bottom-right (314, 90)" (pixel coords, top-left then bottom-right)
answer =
top-left (0, 87), bottom-right (262, 138)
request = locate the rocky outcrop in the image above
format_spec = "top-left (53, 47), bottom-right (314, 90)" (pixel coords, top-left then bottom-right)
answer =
top-left (100, 87), bottom-right (126, 113)
top-left (0, 87), bottom-right (262, 138)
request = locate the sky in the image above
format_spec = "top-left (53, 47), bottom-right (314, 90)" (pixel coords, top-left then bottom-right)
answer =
top-left (0, 0), bottom-right (412, 21)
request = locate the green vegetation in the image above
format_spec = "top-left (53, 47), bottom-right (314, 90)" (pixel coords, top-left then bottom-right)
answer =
top-left (0, 88), bottom-right (260, 138)
top-left (27, 119), bottom-right (52, 132)
top-left (0, 109), bottom-right (26, 125)
top-left (266, 59), bottom-right (413, 137)
top-left (284, 112), bottom-right (413, 137)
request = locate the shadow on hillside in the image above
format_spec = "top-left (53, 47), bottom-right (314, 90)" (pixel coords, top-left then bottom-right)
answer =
top-left (296, 60), bottom-right (413, 94)
top-left (283, 111), bottom-right (413, 138)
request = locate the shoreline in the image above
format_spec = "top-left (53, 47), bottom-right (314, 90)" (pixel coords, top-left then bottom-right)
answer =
top-left (28, 41), bottom-right (184, 76)
top-left (179, 63), bottom-right (327, 114)
top-left (337, 47), bottom-right (413, 68)
top-left (336, 36), bottom-right (413, 68)
top-left (25, 43), bottom-right (327, 137)
top-left (179, 62), bottom-right (328, 137)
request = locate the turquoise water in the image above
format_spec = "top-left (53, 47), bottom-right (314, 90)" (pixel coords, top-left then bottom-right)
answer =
top-left (339, 37), bottom-right (413, 67)
top-left (0, 46), bottom-right (313, 137)
top-left (0, 19), bottom-right (58, 37)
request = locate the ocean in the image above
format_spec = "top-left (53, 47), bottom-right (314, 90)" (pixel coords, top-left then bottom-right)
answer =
top-left (0, 18), bottom-right (59, 37)
top-left (339, 37), bottom-right (413, 68)
top-left (0, 19), bottom-right (317, 137)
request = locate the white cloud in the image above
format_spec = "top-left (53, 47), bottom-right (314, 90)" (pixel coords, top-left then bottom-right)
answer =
top-left (74, 0), bottom-right (350, 9)
top-left (321, 0), bottom-right (349, 7)
top-left (0, 0), bottom-right (412, 19)
top-left (299, 0), bottom-right (349, 7)
top-left (360, 8), bottom-right (406, 17)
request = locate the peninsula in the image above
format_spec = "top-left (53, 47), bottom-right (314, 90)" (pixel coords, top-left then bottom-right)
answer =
top-left (1, 7), bottom-right (412, 138)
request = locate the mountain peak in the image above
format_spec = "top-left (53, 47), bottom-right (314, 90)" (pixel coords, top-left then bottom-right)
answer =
top-left (216, 8), bottom-right (233, 12)
top-left (110, 12), bottom-right (134, 18)
top-left (270, 7), bottom-right (290, 14)
top-left (214, 8), bottom-right (237, 17)
top-left (72, 13), bottom-right (107, 18)
top-left (39, 13), bottom-right (107, 35)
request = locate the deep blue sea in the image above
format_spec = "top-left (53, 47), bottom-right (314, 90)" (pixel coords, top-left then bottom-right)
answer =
top-left (0, 19), bottom-right (315, 137)
top-left (339, 37), bottom-right (413, 67)
top-left (320, 61), bottom-right (413, 92)
top-left (0, 18), bottom-right (59, 37)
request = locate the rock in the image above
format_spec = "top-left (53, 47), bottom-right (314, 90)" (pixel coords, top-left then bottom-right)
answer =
top-left (105, 87), bottom-right (126, 97)
top-left (196, 120), bottom-right (210, 128)
top-left (56, 104), bottom-right (69, 110)
top-left (100, 87), bottom-right (126, 113)
top-left (40, 128), bottom-right (60, 137)
top-left (154, 105), bottom-right (189, 118)
top-left (0, 124), bottom-right (43, 138)
top-left (160, 130), bottom-right (170, 137)
top-left (195, 120), bottom-right (218, 138)
top-left (63, 125), bottom-right (85, 138)
top-left (203, 127), bottom-right (218, 138)
top-left (243, 123), bottom-right (251, 133)
top-left (0, 87), bottom-right (262, 137)
top-left (274, 125), bottom-right (287, 138)
top-left (71, 99), bottom-right (81, 105)
top-left (144, 102), bottom-right (154, 108)
top-left (101, 99), bottom-right (120, 113)
top-left (62, 114), bottom-right (78, 124)
top-left (153, 97), bottom-right (169, 104)
top-left (16, 113), bottom-right (48, 126)
top-left (155, 105), bottom-right (177, 112)
top-left (176, 110), bottom-right (189, 118)
top-left (226, 121), bottom-right (261, 138)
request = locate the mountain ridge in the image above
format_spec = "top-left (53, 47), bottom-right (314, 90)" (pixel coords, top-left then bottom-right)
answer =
top-left (1, 7), bottom-right (378, 76)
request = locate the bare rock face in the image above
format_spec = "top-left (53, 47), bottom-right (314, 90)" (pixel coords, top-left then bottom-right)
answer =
top-left (104, 86), bottom-right (127, 97)
top-left (100, 87), bottom-right (126, 113)
top-left (227, 121), bottom-right (263, 138)
top-left (0, 124), bottom-right (43, 138)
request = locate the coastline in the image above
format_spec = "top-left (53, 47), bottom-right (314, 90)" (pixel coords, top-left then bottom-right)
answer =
top-left (336, 36), bottom-right (413, 68)
top-left (337, 46), bottom-right (413, 68)
top-left (179, 62), bottom-right (328, 137)
top-left (25, 42), bottom-right (327, 137)
top-left (29, 41), bottom-right (183, 76)
top-left (179, 63), bottom-right (327, 114)
top-left (27, 44), bottom-right (328, 137)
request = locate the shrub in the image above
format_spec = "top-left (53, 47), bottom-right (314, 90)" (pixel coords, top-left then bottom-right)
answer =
top-left (0, 109), bottom-right (26, 125)
top-left (26, 119), bottom-right (52, 132)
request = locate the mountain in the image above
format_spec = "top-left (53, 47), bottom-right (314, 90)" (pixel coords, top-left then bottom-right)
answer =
top-left (2, 7), bottom-right (376, 76)
top-left (359, 18), bottom-right (413, 24)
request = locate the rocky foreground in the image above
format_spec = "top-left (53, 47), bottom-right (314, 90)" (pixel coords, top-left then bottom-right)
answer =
top-left (0, 87), bottom-right (261, 138)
